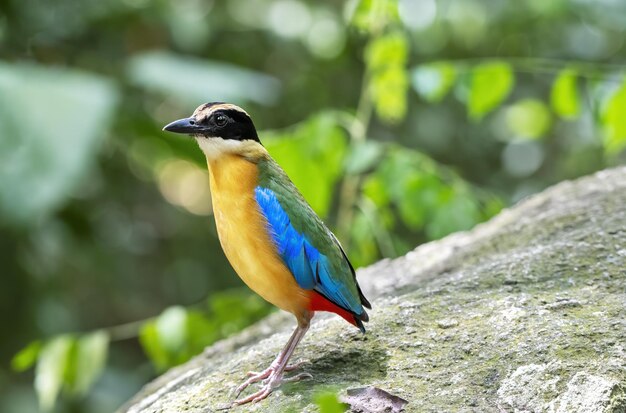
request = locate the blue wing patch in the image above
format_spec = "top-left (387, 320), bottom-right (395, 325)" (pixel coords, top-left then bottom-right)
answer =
top-left (254, 186), bottom-right (362, 314)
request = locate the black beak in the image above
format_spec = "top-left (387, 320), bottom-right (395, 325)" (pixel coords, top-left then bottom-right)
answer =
top-left (162, 117), bottom-right (202, 134)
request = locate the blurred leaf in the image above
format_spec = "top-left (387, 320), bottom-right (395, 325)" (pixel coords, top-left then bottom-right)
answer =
top-left (468, 61), bottom-right (514, 120)
top-left (139, 322), bottom-right (170, 372)
top-left (412, 62), bottom-right (457, 103)
top-left (399, 174), bottom-right (437, 230)
top-left (551, 68), bottom-right (580, 119)
top-left (370, 66), bottom-right (409, 122)
top-left (0, 63), bottom-right (118, 225)
top-left (482, 196), bottom-right (505, 220)
top-left (350, 0), bottom-right (399, 33)
top-left (11, 341), bottom-right (42, 372)
top-left (350, 210), bottom-right (378, 267)
top-left (127, 51), bottom-right (281, 106)
top-left (208, 289), bottom-right (271, 337)
top-left (140, 307), bottom-right (191, 371)
top-left (185, 310), bottom-right (218, 356)
top-left (505, 99), bottom-right (552, 139)
top-left (366, 32), bottom-right (409, 123)
top-left (375, 147), bottom-right (420, 201)
top-left (140, 291), bottom-right (271, 371)
top-left (368, 146), bottom-right (495, 242)
top-left (365, 31), bottom-right (407, 69)
top-left (358, 197), bottom-right (397, 258)
top-left (345, 141), bottom-right (384, 174)
top-left (156, 306), bottom-right (187, 354)
top-left (69, 331), bottom-right (109, 396)
top-left (362, 174), bottom-right (391, 207)
top-left (315, 391), bottom-right (348, 413)
top-left (426, 189), bottom-right (481, 239)
top-left (35, 336), bottom-right (73, 412)
top-left (601, 78), bottom-right (626, 154)
top-left (264, 114), bottom-right (348, 218)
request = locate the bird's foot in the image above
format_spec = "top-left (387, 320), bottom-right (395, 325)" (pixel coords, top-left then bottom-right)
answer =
top-left (245, 359), bottom-right (308, 378)
top-left (233, 368), bottom-right (312, 406)
top-left (233, 359), bottom-right (308, 398)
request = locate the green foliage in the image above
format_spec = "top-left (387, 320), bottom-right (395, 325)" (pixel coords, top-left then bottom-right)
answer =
top-left (127, 51), bottom-right (281, 106)
top-left (0, 62), bottom-right (118, 225)
top-left (314, 391), bottom-right (348, 413)
top-left (505, 99), bottom-right (552, 139)
top-left (468, 61), bottom-right (514, 120)
top-left (376, 147), bottom-right (490, 236)
top-left (263, 114), bottom-right (348, 218)
top-left (551, 68), bottom-right (581, 119)
top-left (138, 322), bottom-right (170, 372)
top-left (350, 0), bottom-right (399, 33)
top-left (67, 332), bottom-right (109, 396)
top-left (12, 290), bottom-right (268, 410)
top-left (366, 31), bottom-right (409, 123)
top-left (140, 306), bottom-right (188, 370)
top-left (207, 288), bottom-right (272, 337)
top-left (23, 332), bottom-right (110, 411)
top-left (349, 208), bottom-right (381, 267)
top-left (4, 0), bottom-right (626, 411)
top-left (35, 336), bottom-right (73, 412)
top-left (350, 145), bottom-right (500, 265)
top-left (412, 62), bottom-right (457, 103)
top-left (140, 290), bottom-right (271, 371)
top-left (345, 141), bottom-right (385, 174)
top-left (601, 78), bottom-right (626, 154)
top-left (11, 340), bottom-right (41, 373)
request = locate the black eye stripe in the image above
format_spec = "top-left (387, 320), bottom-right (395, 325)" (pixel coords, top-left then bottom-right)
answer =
top-left (194, 105), bottom-right (260, 142)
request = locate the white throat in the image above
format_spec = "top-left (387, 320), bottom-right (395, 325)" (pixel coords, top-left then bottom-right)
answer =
top-left (195, 137), bottom-right (244, 160)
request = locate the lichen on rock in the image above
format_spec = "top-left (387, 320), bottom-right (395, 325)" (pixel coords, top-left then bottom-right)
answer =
top-left (120, 168), bottom-right (626, 413)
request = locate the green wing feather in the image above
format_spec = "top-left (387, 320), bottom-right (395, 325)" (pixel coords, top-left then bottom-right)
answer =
top-left (256, 156), bottom-right (370, 315)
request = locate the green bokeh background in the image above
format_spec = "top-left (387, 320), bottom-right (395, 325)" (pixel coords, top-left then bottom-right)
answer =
top-left (1, 0), bottom-right (625, 411)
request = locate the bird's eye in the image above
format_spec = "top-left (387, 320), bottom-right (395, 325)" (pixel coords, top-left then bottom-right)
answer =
top-left (214, 114), bottom-right (228, 127)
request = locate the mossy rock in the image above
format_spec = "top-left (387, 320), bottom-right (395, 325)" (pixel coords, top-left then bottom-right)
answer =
top-left (120, 168), bottom-right (626, 413)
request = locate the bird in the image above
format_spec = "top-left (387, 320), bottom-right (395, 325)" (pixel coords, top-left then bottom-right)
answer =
top-left (163, 102), bottom-right (371, 405)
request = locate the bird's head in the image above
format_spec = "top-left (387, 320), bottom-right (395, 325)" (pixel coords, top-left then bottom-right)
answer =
top-left (163, 102), bottom-right (261, 159)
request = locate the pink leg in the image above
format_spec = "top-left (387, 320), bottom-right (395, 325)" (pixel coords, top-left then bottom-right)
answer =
top-left (233, 327), bottom-right (300, 395)
top-left (233, 321), bottom-right (311, 405)
top-left (244, 359), bottom-right (308, 379)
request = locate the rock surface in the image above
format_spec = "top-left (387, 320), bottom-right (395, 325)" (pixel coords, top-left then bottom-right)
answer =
top-left (120, 168), bottom-right (626, 413)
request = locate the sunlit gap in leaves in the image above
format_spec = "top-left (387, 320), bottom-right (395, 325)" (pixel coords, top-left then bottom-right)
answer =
top-left (227, 0), bottom-right (346, 59)
top-left (398, 0), bottom-right (437, 31)
top-left (156, 159), bottom-right (212, 216)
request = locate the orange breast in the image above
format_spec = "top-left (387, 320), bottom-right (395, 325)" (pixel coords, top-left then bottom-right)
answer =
top-left (207, 154), bottom-right (311, 320)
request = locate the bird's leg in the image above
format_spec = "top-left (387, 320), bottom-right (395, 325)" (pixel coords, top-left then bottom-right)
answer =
top-left (241, 327), bottom-right (305, 382)
top-left (245, 359), bottom-right (308, 379)
top-left (233, 321), bottom-right (311, 405)
top-left (233, 327), bottom-right (299, 396)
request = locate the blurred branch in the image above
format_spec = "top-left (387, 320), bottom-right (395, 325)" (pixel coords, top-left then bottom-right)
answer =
top-left (438, 57), bottom-right (626, 81)
top-left (348, 72), bottom-right (374, 143)
top-left (357, 197), bottom-right (397, 258)
top-left (336, 70), bottom-right (374, 247)
top-left (105, 319), bottom-right (148, 342)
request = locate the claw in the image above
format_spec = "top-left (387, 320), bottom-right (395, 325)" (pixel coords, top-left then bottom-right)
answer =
top-left (235, 359), bottom-right (309, 397)
top-left (283, 372), bottom-right (312, 383)
top-left (284, 359), bottom-right (310, 372)
top-left (245, 369), bottom-right (269, 379)
top-left (233, 370), bottom-right (313, 405)
top-left (234, 385), bottom-right (272, 405)
top-left (232, 323), bottom-right (311, 406)
top-left (233, 373), bottom-right (264, 398)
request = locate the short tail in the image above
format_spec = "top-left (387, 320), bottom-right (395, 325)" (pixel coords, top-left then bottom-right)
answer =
top-left (309, 291), bottom-right (369, 333)
top-left (354, 310), bottom-right (369, 333)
